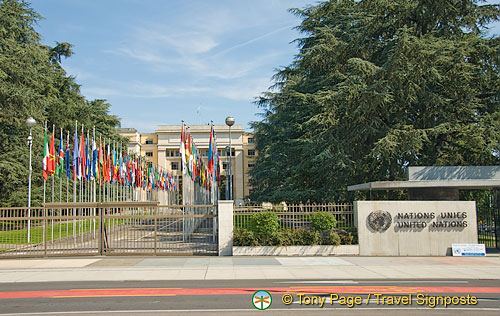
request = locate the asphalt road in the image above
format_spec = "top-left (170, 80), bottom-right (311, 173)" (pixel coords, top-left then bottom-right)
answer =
top-left (0, 279), bottom-right (498, 315)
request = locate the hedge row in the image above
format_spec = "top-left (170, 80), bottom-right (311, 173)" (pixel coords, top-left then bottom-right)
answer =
top-left (233, 211), bottom-right (357, 246)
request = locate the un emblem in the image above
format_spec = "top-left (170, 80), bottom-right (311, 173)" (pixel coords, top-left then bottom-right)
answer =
top-left (367, 210), bottom-right (392, 232)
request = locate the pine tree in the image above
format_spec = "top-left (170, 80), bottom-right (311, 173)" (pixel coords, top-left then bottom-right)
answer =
top-left (250, 0), bottom-right (500, 203)
top-left (0, 0), bottom-right (124, 206)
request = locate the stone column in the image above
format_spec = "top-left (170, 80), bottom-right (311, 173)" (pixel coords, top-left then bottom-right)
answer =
top-left (233, 148), bottom-right (244, 205)
top-left (218, 200), bottom-right (233, 256)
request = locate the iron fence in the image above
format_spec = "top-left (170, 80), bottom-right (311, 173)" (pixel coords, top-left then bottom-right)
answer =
top-left (477, 205), bottom-right (499, 250)
top-left (234, 203), bottom-right (354, 231)
top-left (0, 202), bottom-right (217, 258)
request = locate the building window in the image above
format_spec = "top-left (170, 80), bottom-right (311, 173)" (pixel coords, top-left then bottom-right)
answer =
top-left (146, 152), bottom-right (153, 157)
top-left (248, 163), bottom-right (255, 168)
top-left (248, 149), bottom-right (255, 156)
top-left (175, 150), bottom-right (180, 157)
top-left (248, 137), bottom-right (254, 144)
top-left (171, 162), bottom-right (179, 170)
top-left (145, 139), bottom-right (153, 144)
top-left (222, 162), bottom-right (228, 170)
top-left (167, 150), bottom-right (179, 157)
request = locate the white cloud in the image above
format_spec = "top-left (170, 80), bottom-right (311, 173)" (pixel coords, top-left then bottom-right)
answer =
top-left (214, 77), bottom-right (273, 101)
top-left (212, 24), bottom-right (295, 58)
top-left (83, 87), bottom-right (122, 97)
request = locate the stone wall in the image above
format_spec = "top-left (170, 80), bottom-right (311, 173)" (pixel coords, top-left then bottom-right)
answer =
top-left (354, 201), bottom-right (477, 256)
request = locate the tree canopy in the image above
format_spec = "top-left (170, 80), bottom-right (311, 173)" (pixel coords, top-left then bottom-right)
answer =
top-left (0, 0), bottom-right (123, 206)
top-left (249, 0), bottom-right (500, 203)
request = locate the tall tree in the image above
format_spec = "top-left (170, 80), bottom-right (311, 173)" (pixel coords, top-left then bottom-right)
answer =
top-left (0, 0), bottom-right (124, 206)
top-left (250, 0), bottom-right (500, 203)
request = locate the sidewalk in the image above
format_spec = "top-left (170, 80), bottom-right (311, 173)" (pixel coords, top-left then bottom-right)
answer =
top-left (0, 255), bottom-right (498, 283)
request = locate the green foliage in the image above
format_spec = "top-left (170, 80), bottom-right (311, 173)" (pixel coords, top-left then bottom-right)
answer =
top-left (294, 229), bottom-right (321, 245)
top-left (250, 211), bottom-right (280, 241)
top-left (233, 228), bottom-right (258, 247)
top-left (310, 211), bottom-right (337, 231)
top-left (322, 230), bottom-right (341, 246)
top-left (250, 0), bottom-right (500, 203)
top-left (0, 0), bottom-right (124, 206)
top-left (234, 225), bottom-right (357, 246)
top-left (336, 228), bottom-right (357, 245)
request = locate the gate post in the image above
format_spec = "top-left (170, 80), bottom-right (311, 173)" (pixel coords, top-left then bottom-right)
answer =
top-left (99, 205), bottom-right (104, 255)
top-left (218, 200), bottom-right (233, 256)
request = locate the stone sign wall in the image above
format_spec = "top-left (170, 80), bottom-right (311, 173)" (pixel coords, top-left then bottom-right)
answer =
top-left (354, 201), bottom-right (477, 256)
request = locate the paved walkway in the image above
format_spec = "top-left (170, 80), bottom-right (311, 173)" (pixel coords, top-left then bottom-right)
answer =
top-left (0, 255), bottom-right (498, 283)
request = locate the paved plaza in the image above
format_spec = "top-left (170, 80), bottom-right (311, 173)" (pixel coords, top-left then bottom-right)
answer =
top-left (0, 255), bottom-right (498, 283)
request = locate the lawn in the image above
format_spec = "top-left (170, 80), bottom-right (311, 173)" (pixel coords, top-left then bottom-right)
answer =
top-left (0, 220), bottom-right (97, 245)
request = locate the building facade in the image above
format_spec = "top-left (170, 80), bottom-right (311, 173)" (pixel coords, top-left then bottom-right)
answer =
top-left (117, 125), bottom-right (256, 204)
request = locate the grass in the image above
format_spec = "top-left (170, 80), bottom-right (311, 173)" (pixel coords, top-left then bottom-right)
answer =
top-left (0, 217), bottom-right (130, 246)
top-left (0, 220), bottom-right (97, 245)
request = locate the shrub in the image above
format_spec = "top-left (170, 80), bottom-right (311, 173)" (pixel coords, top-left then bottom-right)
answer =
top-left (310, 211), bottom-right (337, 231)
top-left (278, 228), bottom-right (298, 247)
top-left (294, 229), bottom-right (321, 245)
top-left (233, 228), bottom-right (258, 246)
top-left (250, 211), bottom-right (280, 241)
top-left (322, 230), bottom-right (341, 245)
top-left (336, 228), bottom-right (357, 245)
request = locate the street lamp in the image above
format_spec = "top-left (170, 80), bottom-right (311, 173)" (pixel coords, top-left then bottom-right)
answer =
top-left (225, 116), bottom-right (235, 200)
top-left (26, 117), bottom-right (36, 243)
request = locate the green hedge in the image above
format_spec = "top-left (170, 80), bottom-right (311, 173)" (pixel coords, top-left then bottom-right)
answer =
top-left (234, 211), bottom-right (357, 247)
top-left (310, 211), bottom-right (337, 231)
top-left (234, 227), bottom-right (358, 246)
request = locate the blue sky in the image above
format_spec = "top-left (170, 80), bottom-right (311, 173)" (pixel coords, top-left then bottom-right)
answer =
top-left (30, 0), bottom-right (500, 132)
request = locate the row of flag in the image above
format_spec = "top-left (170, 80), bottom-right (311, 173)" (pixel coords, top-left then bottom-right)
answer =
top-left (41, 122), bottom-right (178, 192)
top-left (180, 123), bottom-right (221, 191)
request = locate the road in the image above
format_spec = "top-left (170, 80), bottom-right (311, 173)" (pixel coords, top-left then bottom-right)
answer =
top-left (0, 279), bottom-right (498, 315)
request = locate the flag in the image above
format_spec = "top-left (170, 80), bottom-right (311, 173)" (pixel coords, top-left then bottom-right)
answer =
top-left (97, 136), bottom-right (102, 183)
top-left (208, 126), bottom-right (214, 175)
top-left (80, 128), bottom-right (85, 181)
top-left (73, 125), bottom-right (80, 180)
top-left (65, 132), bottom-right (71, 179)
top-left (85, 132), bottom-right (90, 181)
top-left (107, 143), bottom-right (112, 183)
top-left (55, 129), bottom-right (64, 178)
top-left (43, 125), bottom-right (49, 180)
top-left (48, 127), bottom-right (56, 176)
top-left (180, 124), bottom-right (186, 175)
top-left (92, 132), bottom-right (97, 180)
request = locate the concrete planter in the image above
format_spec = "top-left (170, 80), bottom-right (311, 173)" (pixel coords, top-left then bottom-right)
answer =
top-left (233, 245), bottom-right (359, 256)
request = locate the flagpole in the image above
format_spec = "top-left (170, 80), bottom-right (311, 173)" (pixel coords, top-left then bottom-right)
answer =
top-left (59, 127), bottom-right (63, 239)
top-left (79, 125), bottom-right (83, 239)
top-left (93, 127), bottom-right (96, 238)
top-left (42, 121), bottom-right (47, 246)
top-left (66, 131), bottom-right (69, 238)
top-left (51, 124), bottom-right (55, 242)
top-left (73, 121), bottom-right (77, 241)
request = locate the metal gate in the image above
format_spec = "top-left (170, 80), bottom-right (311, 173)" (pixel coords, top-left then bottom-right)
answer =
top-left (477, 194), bottom-right (500, 250)
top-left (0, 202), bottom-right (218, 258)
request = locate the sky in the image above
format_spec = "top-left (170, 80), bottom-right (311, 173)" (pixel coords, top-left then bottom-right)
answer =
top-left (30, 0), bottom-right (313, 132)
top-left (30, 0), bottom-right (500, 133)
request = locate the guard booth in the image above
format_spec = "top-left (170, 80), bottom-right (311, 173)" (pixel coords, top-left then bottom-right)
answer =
top-left (348, 166), bottom-right (500, 255)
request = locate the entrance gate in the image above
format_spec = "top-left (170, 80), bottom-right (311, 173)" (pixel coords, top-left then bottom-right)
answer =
top-left (477, 192), bottom-right (500, 250)
top-left (0, 202), bottom-right (218, 258)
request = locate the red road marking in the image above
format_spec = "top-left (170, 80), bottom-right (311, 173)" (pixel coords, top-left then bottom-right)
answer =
top-left (0, 286), bottom-right (499, 299)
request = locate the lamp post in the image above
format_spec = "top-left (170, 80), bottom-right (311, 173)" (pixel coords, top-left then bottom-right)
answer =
top-left (225, 116), bottom-right (235, 200)
top-left (26, 117), bottom-right (36, 243)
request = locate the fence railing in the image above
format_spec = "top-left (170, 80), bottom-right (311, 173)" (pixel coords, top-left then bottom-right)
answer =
top-left (234, 203), bottom-right (354, 231)
top-left (0, 202), bottom-right (218, 258)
